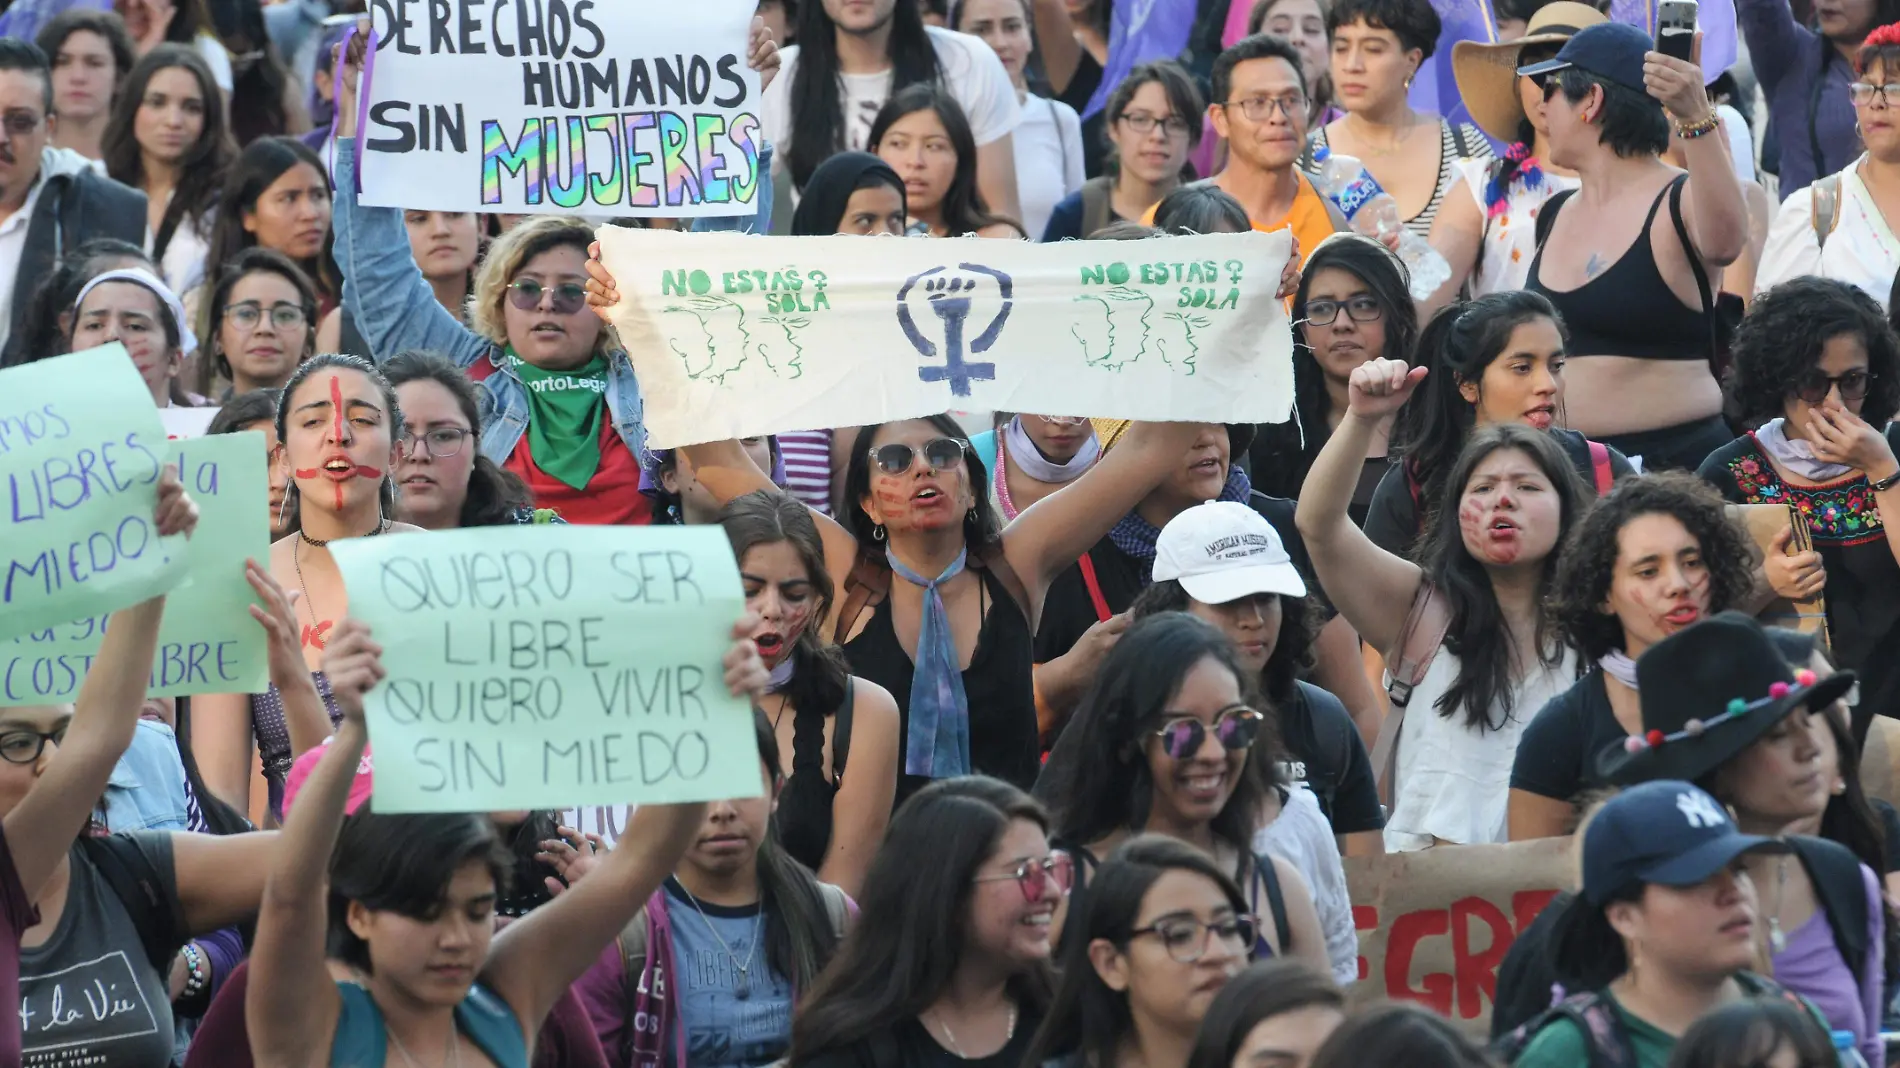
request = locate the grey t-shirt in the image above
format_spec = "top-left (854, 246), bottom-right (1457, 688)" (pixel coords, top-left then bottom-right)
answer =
top-left (664, 879), bottom-right (793, 1068)
top-left (19, 833), bottom-right (180, 1068)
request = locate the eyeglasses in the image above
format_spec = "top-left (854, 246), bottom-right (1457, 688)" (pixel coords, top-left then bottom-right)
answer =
top-left (1027, 415), bottom-right (1091, 427)
top-left (1118, 111), bottom-right (1194, 137)
top-left (1219, 95), bottom-right (1306, 122)
top-left (507, 278), bottom-right (588, 314)
top-left (1849, 82), bottom-right (1900, 107)
top-left (224, 300), bottom-right (309, 331)
top-left (1152, 706), bottom-right (1265, 760)
top-left (399, 427), bottom-right (472, 458)
top-left (1129, 914), bottom-right (1259, 963)
top-left (1302, 296), bottom-right (1383, 327)
top-left (869, 437), bottom-right (967, 475)
top-left (0, 111), bottom-right (43, 137)
top-left (1792, 368), bottom-right (1874, 403)
top-left (0, 725), bottom-right (65, 765)
top-left (973, 852), bottom-right (1075, 903)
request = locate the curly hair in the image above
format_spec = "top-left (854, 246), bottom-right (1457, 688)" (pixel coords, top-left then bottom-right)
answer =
top-left (1728, 276), bottom-right (1900, 431)
top-left (1550, 472), bottom-right (1757, 661)
top-left (1128, 580), bottom-right (1318, 706)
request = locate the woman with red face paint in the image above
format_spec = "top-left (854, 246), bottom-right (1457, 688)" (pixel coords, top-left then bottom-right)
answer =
top-left (66, 266), bottom-right (204, 408)
top-left (1297, 359), bottom-right (1590, 851)
top-left (190, 353), bottom-right (423, 819)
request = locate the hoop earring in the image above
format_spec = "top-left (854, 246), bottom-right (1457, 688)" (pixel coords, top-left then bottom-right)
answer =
top-left (873, 523), bottom-right (887, 541)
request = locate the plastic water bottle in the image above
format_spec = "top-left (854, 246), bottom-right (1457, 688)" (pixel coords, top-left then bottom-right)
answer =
top-left (1308, 145), bottom-right (1451, 301)
top-left (1832, 1030), bottom-right (1870, 1068)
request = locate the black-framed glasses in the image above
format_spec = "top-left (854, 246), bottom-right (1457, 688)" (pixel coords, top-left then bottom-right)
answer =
top-left (0, 111), bottom-right (43, 137)
top-left (507, 278), bottom-right (588, 314)
top-left (399, 427), bottom-right (473, 458)
top-left (224, 300), bottom-right (309, 331)
top-left (1117, 111), bottom-right (1194, 137)
top-left (869, 437), bottom-right (967, 475)
top-left (1302, 296), bottom-right (1383, 327)
top-left (0, 725), bottom-right (65, 765)
top-left (1220, 94), bottom-right (1306, 122)
top-left (1792, 368), bottom-right (1874, 404)
top-left (1129, 914), bottom-right (1259, 963)
top-left (973, 852), bottom-right (1075, 903)
top-left (1152, 706), bottom-right (1264, 760)
top-left (1849, 82), bottom-right (1900, 107)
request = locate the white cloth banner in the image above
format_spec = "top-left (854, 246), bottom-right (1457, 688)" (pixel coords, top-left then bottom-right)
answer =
top-left (598, 229), bottom-right (1297, 448)
top-left (359, 0), bottom-right (761, 217)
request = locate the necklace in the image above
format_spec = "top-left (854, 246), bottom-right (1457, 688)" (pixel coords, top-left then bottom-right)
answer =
top-left (293, 518), bottom-right (389, 648)
top-left (678, 883), bottom-right (764, 1000)
top-left (385, 1017), bottom-right (461, 1068)
top-left (1768, 854), bottom-right (1789, 952)
top-left (931, 1002), bottom-right (1018, 1060)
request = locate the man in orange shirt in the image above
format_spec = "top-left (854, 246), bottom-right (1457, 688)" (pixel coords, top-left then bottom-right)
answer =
top-left (1147, 35), bottom-right (1344, 265)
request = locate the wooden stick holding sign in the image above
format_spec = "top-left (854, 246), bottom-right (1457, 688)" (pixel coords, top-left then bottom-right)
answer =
top-left (328, 525), bottom-right (761, 813)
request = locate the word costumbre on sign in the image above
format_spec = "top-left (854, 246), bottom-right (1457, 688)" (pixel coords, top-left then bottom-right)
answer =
top-left (329, 525), bottom-right (760, 813)
top-left (359, 0), bottom-right (761, 217)
top-left (1, 433), bottom-right (271, 705)
top-left (0, 345), bottom-right (188, 644)
top-left (597, 227), bottom-right (1296, 448)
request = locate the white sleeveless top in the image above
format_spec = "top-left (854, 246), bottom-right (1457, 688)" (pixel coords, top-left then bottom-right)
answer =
top-left (1383, 644), bottom-right (1579, 852)
top-left (1451, 158), bottom-right (1580, 299)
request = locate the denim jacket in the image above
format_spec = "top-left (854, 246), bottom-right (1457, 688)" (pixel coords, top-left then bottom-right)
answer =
top-left (100, 721), bottom-right (191, 833)
top-left (331, 139), bottom-right (774, 466)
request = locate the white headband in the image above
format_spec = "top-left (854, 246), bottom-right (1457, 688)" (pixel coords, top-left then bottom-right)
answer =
top-left (73, 268), bottom-right (198, 355)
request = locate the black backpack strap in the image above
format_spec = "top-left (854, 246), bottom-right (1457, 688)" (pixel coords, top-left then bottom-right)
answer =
top-left (1788, 835), bottom-right (1870, 982)
top-left (77, 834), bottom-right (181, 976)
top-left (1252, 848), bottom-right (1292, 954)
top-left (833, 676), bottom-right (856, 780)
top-left (1534, 188), bottom-right (1576, 249)
top-left (1449, 122), bottom-right (1477, 160)
top-left (1494, 991), bottom-right (1639, 1068)
top-left (1661, 175), bottom-right (1722, 377)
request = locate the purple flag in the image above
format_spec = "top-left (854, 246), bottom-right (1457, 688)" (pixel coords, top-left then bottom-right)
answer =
top-left (1407, 0), bottom-right (1501, 146)
top-left (1082, 0), bottom-right (1202, 119)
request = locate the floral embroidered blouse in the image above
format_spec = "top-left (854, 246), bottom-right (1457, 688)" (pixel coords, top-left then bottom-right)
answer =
top-left (1698, 428), bottom-right (1900, 723)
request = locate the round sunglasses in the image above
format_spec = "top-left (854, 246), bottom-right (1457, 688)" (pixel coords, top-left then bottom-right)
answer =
top-left (507, 278), bottom-right (588, 315)
top-left (1152, 706), bottom-right (1265, 760)
top-left (972, 851), bottom-right (1075, 903)
top-left (1791, 368), bottom-right (1873, 404)
top-left (869, 437), bottom-right (967, 476)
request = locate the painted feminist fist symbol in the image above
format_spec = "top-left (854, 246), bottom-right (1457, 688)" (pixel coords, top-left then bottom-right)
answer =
top-left (896, 264), bottom-right (1013, 397)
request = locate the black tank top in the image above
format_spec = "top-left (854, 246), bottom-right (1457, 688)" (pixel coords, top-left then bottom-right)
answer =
top-left (842, 564), bottom-right (1039, 806)
top-left (1525, 176), bottom-right (1710, 361)
top-left (776, 678), bottom-right (855, 872)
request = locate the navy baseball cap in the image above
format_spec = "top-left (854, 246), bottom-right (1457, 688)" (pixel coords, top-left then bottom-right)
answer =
top-left (1517, 21), bottom-right (1652, 94)
top-left (1581, 780), bottom-right (1787, 905)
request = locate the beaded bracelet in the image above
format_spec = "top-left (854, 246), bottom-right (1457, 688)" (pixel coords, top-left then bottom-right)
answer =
top-left (179, 942), bottom-right (208, 1003)
top-left (1674, 113), bottom-right (1720, 139)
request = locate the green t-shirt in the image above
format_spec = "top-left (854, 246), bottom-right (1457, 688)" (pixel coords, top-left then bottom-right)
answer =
top-left (1510, 993), bottom-right (1676, 1068)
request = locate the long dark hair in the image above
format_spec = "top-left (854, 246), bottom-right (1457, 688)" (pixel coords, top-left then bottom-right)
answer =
top-left (274, 353), bottom-right (401, 532)
top-left (840, 416), bottom-right (1003, 576)
top-left (101, 44), bottom-right (233, 266)
top-left (788, 777), bottom-right (1056, 1060)
top-left (1023, 835), bottom-right (1252, 1068)
top-left (380, 349), bottom-right (533, 527)
top-left (199, 245), bottom-right (318, 396)
top-left (1185, 960), bottom-right (1343, 1068)
top-left (1287, 234), bottom-right (1418, 481)
top-left (1391, 290), bottom-right (1569, 517)
top-left (1413, 423), bottom-right (1584, 730)
top-left (868, 84), bottom-right (1020, 237)
top-left (720, 490), bottom-right (851, 720)
top-left (172, 697), bottom-right (253, 837)
top-left (784, 0), bottom-right (942, 190)
top-left (1, 237), bottom-right (150, 368)
top-left (748, 710), bottom-right (846, 989)
top-left (205, 136), bottom-right (340, 309)
top-left (494, 811), bottom-right (560, 918)
top-left (1127, 581), bottom-right (1316, 707)
top-left (1039, 613), bottom-right (1277, 859)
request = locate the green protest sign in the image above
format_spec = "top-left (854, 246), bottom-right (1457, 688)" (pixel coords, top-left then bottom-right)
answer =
top-left (0, 433), bottom-right (271, 705)
top-left (0, 344), bottom-right (187, 644)
top-left (330, 525), bottom-right (759, 813)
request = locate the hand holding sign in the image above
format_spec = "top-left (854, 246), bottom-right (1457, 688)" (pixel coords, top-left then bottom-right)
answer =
top-left (151, 466), bottom-right (200, 542)
top-left (321, 619), bottom-right (383, 730)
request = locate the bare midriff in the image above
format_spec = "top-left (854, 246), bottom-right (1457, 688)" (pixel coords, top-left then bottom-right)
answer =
top-left (1558, 354), bottom-right (1724, 437)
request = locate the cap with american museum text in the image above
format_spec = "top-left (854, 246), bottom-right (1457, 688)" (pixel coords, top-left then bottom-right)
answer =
top-left (1153, 501), bottom-right (1306, 605)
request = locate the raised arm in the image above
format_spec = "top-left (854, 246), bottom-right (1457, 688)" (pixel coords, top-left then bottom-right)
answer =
top-left (245, 620), bottom-right (381, 1068)
top-left (1423, 173), bottom-right (1485, 318)
top-left (481, 620), bottom-right (769, 1034)
top-left (5, 470), bottom-right (196, 902)
top-left (1293, 359), bottom-right (1427, 655)
top-left (1733, 0), bottom-right (1806, 94)
top-left (1651, 39), bottom-right (1747, 268)
top-left (172, 830), bottom-right (282, 934)
top-left (1030, 0), bottom-right (1085, 93)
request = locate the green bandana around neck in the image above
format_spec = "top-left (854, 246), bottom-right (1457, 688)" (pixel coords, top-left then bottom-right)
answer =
top-left (506, 347), bottom-right (610, 490)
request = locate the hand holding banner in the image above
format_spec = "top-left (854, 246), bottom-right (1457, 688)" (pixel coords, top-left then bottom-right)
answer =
top-left (598, 228), bottom-right (1297, 448)
top-left (329, 525), bottom-right (760, 813)
top-left (0, 344), bottom-right (188, 644)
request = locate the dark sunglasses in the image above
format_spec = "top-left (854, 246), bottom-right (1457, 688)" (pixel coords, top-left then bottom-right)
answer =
top-left (1153, 707), bottom-right (1264, 760)
top-left (869, 437), bottom-right (966, 475)
top-left (507, 278), bottom-right (588, 314)
top-left (973, 852), bottom-right (1076, 903)
top-left (1792, 368), bottom-right (1873, 404)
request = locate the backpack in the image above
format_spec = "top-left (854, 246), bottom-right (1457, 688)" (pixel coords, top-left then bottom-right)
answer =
top-left (77, 833), bottom-right (182, 976)
top-left (1811, 173), bottom-right (1845, 249)
top-left (1493, 971), bottom-right (1808, 1068)
top-left (1079, 177), bottom-right (1116, 239)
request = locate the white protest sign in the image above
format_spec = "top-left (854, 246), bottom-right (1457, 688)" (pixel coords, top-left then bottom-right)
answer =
top-left (329, 525), bottom-right (759, 813)
top-left (360, 0), bottom-right (761, 218)
top-left (597, 228), bottom-right (1296, 449)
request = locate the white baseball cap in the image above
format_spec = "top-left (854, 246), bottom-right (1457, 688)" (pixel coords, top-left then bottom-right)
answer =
top-left (1153, 501), bottom-right (1307, 605)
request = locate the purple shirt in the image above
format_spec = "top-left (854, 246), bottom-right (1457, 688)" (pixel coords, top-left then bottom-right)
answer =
top-left (1772, 862), bottom-right (1885, 1068)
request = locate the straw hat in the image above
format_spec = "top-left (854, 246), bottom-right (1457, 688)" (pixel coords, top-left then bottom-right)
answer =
top-left (1452, 2), bottom-right (1609, 143)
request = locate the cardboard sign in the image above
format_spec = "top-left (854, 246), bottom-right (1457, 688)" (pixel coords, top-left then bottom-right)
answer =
top-left (1730, 503), bottom-right (1830, 651)
top-left (1345, 838), bottom-right (1574, 1032)
top-left (0, 433), bottom-right (271, 705)
top-left (329, 525), bottom-right (759, 813)
top-left (360, 0), bottom-right (761, 217)
top-left (598, 227), bottom-right (1296, 448)
top-left (0, 345), bottom-right (188, 644)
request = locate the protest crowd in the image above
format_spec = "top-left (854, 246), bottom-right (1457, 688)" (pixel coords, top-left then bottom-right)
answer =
top-left (14, 0), bottom-right (1900, 1066)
